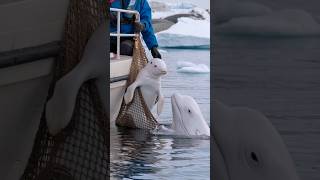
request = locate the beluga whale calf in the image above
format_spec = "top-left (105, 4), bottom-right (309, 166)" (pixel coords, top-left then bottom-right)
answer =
top-left (154, 93), bottom-right (210, 137)
top-left (213, 100), bottom-right (300, 180)
top-left (124, 58), bottom-right (167, 117)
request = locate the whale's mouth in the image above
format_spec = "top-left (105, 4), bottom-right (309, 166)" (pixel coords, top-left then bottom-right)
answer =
top-left (160, 70), bottom-right (167, 75)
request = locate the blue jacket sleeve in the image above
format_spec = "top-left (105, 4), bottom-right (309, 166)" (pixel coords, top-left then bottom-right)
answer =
top-left (139, 0), bottom-right (158, 50)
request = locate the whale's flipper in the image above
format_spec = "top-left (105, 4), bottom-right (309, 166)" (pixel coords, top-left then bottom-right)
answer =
top-left (157, 94), bottom-right (164, 116)
top-left (124, 82), bottom-right (138, 104)
top-left (46, 23), bottom-right (107, 135)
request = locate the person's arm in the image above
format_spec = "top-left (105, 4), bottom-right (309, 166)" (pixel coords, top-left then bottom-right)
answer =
top-left (137, 0), bottom-right (161, 58)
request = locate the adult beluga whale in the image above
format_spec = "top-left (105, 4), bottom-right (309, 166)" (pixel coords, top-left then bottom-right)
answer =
top-left (124, 58), bottom-right (167, 116)
top-left (213, 100), bottom-right (300, 180)
top-left (154, 93), bottom-right (210, 137)
top-left (170, 93), bottom-right (210, 136)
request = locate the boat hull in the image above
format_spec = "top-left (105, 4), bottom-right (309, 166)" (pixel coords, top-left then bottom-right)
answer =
top-left (0, 59), bottom-right (54, 180)
top-left (110, 56), bottom-right (132, 122)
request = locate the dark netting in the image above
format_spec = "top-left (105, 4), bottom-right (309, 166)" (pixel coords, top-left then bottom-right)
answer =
top-left (22, 83), bottom-right (108, 180)
top-left (115, 37), bottom-right (159, 130)
top-left (21, 0), bottom-right (108, 179)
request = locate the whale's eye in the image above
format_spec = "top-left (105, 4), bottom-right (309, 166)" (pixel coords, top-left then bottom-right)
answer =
top-left (150, 62), bottom-right (153, 64)
top-left (154, 65), bottom-right (158, 68)
top-left (245, 150), bottom-right (261, 168)
top-left (251, 152), bottom-right (258, 162)
top-left (188, 109), bottom-right (191, 113)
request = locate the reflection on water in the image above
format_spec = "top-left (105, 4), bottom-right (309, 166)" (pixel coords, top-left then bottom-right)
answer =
top-left (110, 128), bottom-right (210, 180)
top-left (111, 49), bottom-right (210, 179)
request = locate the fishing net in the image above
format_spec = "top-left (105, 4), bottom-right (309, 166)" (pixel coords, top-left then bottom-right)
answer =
top-left (21, 0), bottom-right (108, 179)
top-left (115, 36), bottom-right (159, 130)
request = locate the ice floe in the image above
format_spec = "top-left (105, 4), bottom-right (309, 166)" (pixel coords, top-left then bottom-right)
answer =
top-left (176, 61), bottom-right (210, 74)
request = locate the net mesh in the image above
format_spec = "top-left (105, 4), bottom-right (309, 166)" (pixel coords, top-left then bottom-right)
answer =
top-left (115, 37), bottom-right (159, 130)
top-left (21, 0), bottom-right (108, 179)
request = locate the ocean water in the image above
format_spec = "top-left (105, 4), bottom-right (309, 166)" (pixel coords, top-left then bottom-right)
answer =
top-left (110, 48), bottom-right (210, 180)
top-left (214, 36), bottom-right (320, 180)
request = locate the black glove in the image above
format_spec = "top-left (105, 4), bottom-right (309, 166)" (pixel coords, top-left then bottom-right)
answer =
top-left (151, 47), bottom-right (162, 59)
top-left (134, 22), bottom-right (145, 33)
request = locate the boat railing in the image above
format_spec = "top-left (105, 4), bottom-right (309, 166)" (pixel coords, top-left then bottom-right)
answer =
top-left (110, 8), bottom-right (140, 59)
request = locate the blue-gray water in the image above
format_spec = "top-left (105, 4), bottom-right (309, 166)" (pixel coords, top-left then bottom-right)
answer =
top-left (110, 49), bottom-right (210, 180)
top-left (214, 36), bottom-right (320, 180)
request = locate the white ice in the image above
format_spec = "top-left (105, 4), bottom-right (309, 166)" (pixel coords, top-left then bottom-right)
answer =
top-left (156, 17), bottom-right (210, 48)
top-left (150, 1), bottom-right (209, 20)
top-left (176, 61), bottom-right (210, 74)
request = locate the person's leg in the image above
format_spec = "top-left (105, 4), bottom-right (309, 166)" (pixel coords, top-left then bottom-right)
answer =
top-left (110, 37), bottom-right (134, 56)
top-left (110, 37), bottom-right (117, 54)
top-left (120, 38), bottom-right (134, 56)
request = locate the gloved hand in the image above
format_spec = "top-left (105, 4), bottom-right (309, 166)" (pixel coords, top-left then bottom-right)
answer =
top-left (151, 47), bottom-right (162, 59)
top-left (134, 22), bottom-right (145, 33)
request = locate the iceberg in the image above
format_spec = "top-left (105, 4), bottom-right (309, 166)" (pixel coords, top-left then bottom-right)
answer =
top-left (169, 2), bottom-right (196, 9)
top-left (149, 1), bottom-right (170, 12)
top-left (151, 1), bottom-right (193, 20)
top-left (156, 17), bottom-right (210, 48)
top-left (152, 9), bottom-right (190, 20)
top-left (176, 61), bottom-right (196, 69)
top-left (216, 9), bottom-right (320, 36)
top-left (176, 61), bottom-right (210, 74)
top-left (151, 1), bottom-right (209, 20)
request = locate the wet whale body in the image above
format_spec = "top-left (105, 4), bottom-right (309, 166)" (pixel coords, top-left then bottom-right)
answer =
top-left (213, 100), bottom-right (300, 180)
top-left (170, 93), bottom-right (210, 136)
top-left (123, 59), bottom-right (210, 137)
top-left (154, 93), bottom-right (210, 137)
top-left (124, 58), bottom-right (167, 117)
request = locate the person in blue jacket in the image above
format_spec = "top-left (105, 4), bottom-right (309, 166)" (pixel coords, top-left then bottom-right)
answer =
top-left (110, 0), bottom-right (161, 59)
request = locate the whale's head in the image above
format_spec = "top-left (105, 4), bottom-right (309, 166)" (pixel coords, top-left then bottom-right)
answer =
top-left (147, 58), bottom-right (167, 77)
top-left (213, 100), bottom-right (300, 180)
top-left (171, 93), bottom-right (210, 136)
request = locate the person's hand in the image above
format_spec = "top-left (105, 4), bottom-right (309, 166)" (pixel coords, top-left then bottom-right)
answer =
top-left (151, 47), bottom-right (162, 59)
top-left (134, 22), bottom-right (145, 33)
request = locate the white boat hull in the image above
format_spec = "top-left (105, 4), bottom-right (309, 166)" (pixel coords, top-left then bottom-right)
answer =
top-left (110, 55), bottom-right (132, 122)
